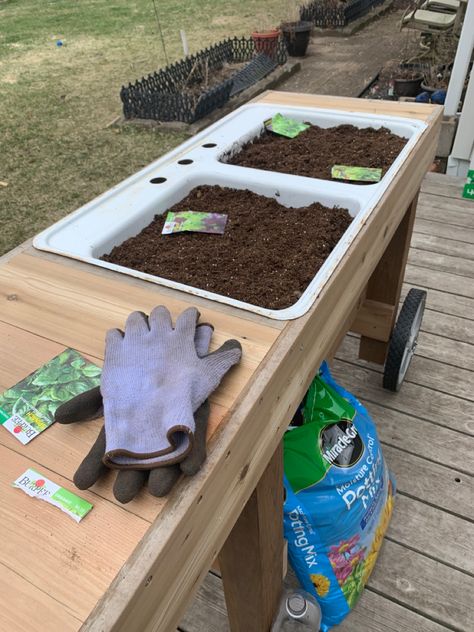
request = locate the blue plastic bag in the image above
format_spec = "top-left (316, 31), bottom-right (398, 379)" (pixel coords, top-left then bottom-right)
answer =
top-left (283, 363), bottom-right (395, 630)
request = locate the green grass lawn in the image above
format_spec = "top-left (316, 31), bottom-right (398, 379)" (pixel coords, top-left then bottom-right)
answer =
top-left (0, 0), bottom-right (287, 255)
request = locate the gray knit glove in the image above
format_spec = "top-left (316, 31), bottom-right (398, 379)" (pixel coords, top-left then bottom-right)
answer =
top-left (102, 306), bottom-right (242, 468)
top-left (55, 323), bottom-right (214, 502)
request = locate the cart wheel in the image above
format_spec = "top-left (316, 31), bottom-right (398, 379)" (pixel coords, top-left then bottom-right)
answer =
top-left (383, 289), bottom-right (427, 392)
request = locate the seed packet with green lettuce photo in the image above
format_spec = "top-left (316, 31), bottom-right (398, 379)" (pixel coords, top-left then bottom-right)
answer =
top-left (0, 348), bottom-right (101, 445)
top-left (264, 113), bottom-right (310, 139)
top-left (331, 165), bottom-right (382, 183)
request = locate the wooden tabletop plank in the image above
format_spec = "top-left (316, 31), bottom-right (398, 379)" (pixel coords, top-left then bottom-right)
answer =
top-left (0, 319), bottom-right (230, 523)
top-left (0, 563), bottom-right (81, 632)
top-left (0, 254), bottom-right (280, 412)
top-left (256, 91), bottom-right (438, 121)
top-left (0, 445), bottom-right (150, 624)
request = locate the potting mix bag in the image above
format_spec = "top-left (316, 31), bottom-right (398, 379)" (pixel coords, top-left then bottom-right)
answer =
top-left (283, 362), bottom-right (395, 631)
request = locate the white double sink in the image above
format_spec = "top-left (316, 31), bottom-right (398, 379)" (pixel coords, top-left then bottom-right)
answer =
top-left (33, 103), bottom-right (426, 320)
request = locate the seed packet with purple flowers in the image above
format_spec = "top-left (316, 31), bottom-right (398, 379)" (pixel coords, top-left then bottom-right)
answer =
top-left (162, 211), bottom-right (227, 235)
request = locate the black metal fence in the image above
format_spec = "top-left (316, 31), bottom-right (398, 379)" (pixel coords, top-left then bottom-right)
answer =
top-left (120, 37), bottom-right (287, 124)
top-left (300, 0), bottom-right (386, 28)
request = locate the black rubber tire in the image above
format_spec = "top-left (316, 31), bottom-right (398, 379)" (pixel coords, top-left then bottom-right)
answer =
top-left (383, 288), bottom-right (427, 392)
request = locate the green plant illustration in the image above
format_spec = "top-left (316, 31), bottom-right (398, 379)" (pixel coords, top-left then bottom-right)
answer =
top-left (340, 560), bottom-right (365, 609)
top-left (0, 348), bottom-right (101, 426)
top-left (264, 113), bottom-right (310, 138)
top-left (331, 165), bottom-right (382, 182)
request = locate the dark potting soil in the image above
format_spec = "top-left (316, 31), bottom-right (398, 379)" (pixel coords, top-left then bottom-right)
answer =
top-left (101, 186), bottom-right (352, 310)
top-left (224, 124), bottom-right (407, 182)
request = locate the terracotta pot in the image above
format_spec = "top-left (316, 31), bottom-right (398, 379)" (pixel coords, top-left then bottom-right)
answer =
top-left (251, 29), bottom-right (280, 58)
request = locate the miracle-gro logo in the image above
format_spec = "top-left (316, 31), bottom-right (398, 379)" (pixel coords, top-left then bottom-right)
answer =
top-left (17, 474), bottom-right (51, 498)
top-left (320, 419), bottom-right (362, 468)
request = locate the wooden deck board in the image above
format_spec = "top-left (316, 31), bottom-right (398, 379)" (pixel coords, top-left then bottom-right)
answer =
top-left (408, 248), bottom-right (474, 278)
top-left (338, 336), bottom-right (474, 401)
top-left (411, 232), bottom-right (474, 259)
top-left (414, 217), bottom-right (474, 244)
top-left (179, 173), bottom-right (474, 631)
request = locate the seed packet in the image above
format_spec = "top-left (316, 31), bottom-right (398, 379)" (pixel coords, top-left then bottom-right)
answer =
top-left (13, 468), bottom-right (93, 522)
top-left (0, 348), bottom-right (101, 444)
top-left (264, 113), bottom-right (310, 138)
top-left (283, 362), bottom-right (395, 631)
top-left (331, 165), bottom-right (382, 183)
top-left (162, 211), bottom-right (227, 235)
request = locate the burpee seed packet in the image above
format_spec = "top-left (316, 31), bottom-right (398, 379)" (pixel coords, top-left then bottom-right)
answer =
top-left (0, 348), bottom-right (101, 444)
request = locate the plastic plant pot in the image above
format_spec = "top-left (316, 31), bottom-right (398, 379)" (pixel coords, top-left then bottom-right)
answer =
top-left (393, 75), bottom-right (423, 98)
top-left (251, 29), bottom-right (281, 58)
top-left (281, 21), bottom-right (312, 57)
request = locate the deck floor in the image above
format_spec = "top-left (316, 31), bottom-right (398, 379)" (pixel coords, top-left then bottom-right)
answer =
top-left (178, 173), bottom-right (474, 632)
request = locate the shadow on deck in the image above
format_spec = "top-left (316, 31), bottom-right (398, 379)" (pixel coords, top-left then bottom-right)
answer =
top-left (179, 173), bottom-right (474, 632)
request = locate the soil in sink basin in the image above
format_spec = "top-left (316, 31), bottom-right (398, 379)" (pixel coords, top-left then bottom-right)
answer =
top-left (224, 124), bottom-right (407, 183)
top-left (101, 186), bottom-right (352, 310)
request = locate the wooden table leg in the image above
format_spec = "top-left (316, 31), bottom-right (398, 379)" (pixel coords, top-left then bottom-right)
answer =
top-left (359, 192), bottom-right (419, 364)
top-left (219, 443), bottom-right (284, 632)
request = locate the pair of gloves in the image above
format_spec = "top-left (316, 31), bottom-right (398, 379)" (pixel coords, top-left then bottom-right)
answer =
top-left (55, 305), bottom-right (242, 503)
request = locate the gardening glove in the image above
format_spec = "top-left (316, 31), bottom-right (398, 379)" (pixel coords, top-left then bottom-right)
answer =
top-left (101, 305), bottom-right (241, 469)
top-left (55, 323), bottom-right (214, 502)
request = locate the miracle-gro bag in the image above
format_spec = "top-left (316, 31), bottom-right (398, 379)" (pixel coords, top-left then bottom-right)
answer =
top-left (283, 363), bottom-right (395, 631)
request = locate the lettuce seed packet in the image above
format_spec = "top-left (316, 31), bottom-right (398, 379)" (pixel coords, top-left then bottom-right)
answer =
top-left (0, 348), bottom-right (101, 444)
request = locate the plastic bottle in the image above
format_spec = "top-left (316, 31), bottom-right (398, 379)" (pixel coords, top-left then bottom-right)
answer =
top-left (271, 589), bottom-right (322, 631)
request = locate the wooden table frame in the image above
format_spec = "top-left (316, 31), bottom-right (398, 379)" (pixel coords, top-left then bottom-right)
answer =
top-left (0, 93), bottom-right (442, 632)
top-left (218, 192), bottom-right (419, 632)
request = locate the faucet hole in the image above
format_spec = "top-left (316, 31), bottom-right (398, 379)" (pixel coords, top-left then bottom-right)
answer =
top-left (178, 159), bottom-right (193, 165)
top-left (202, 143), bottom-right (217, 148)
top-left (150, 177), bottom-right (167, 184)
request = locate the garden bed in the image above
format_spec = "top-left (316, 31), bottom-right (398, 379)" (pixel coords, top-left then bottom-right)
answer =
top-left (101, 186), bottom-right (352, 310)
top-left (224, 124), bottom-right (407, 182)
top-left (120, 37), bottom-right (287, 123)
top-left (300, 0), bottom-right (386, 28)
